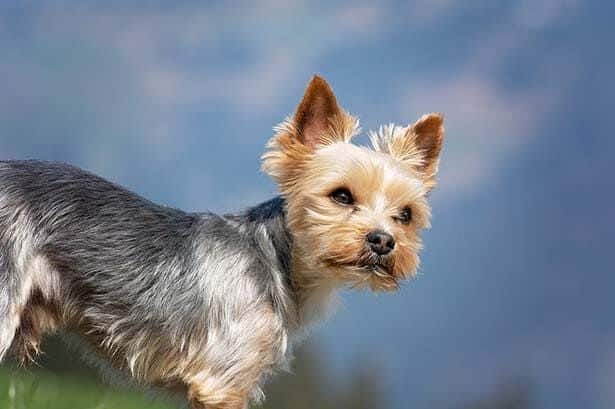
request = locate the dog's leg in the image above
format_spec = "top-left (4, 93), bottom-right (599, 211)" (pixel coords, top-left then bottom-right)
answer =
top-left (0, 254), bottom-right (23, 361)
top-left (187, 374), bottom-right (249, 409)
top-left (185, 306), bottom-right (285, 409)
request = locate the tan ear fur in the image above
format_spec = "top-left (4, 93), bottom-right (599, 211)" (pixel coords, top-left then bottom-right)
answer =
top-left (407, 113), bottom-right (444, 189)
top-left (294, 76), bottom-right (343, 148)
top-left (261, 75), bottom-right (358, 190)
top-left (370, 113), bottom-right (444, 190)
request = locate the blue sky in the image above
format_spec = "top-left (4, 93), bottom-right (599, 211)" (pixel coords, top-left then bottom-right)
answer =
top-left (1, 1), bottom-right (614, 408)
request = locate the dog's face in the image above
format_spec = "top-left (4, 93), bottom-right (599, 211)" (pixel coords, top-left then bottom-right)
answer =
top-left (262, 76), bottom-right (444, 291)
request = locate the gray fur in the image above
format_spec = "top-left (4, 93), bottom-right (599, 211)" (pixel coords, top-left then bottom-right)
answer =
top-left (0, 160), bottom-right (296, 403)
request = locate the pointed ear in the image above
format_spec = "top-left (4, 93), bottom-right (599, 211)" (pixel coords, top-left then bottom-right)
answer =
top-left (262, 75), bottom-right (358, 188)
top-left (292, 75), bottom-right (350, 148)
top-left (407, 113), bottom-right (444, 189)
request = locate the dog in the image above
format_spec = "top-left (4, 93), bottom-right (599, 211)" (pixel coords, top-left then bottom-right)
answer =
top-left (0, 76), bottom-right (444, 409)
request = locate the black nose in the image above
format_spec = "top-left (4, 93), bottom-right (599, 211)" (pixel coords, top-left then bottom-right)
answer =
top-left (366, 230), bottom-right (395, 255)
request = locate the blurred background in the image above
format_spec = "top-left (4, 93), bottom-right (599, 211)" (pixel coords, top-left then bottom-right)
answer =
top-left (0, 1), bottom-right (613, 408)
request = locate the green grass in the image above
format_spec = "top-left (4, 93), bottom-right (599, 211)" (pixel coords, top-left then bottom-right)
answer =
top-left (0, 339), bottom-right (388, 409)
top-left (0, 367), bottom-right (179, 409)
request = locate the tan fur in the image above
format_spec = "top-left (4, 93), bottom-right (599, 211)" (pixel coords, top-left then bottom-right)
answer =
top-left (186, 304), bottom-right (285, 409)
top-left (11, 292), bottom-right (60, 363)
top-left (370, 114), bottom-right (445, 191)
top-left (9, 255), bottom-right (64, 364)
top-left (263, 75), bottom-right (444, 323)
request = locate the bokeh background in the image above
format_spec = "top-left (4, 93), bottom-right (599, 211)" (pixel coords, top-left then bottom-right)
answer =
top-left (1, 1), bottom-right (614, 409)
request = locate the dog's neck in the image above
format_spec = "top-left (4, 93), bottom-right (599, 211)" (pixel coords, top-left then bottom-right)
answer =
top-left (238, 197), bottom-right (338, 328)
top-left (240, 196), bottom-right (293, 279)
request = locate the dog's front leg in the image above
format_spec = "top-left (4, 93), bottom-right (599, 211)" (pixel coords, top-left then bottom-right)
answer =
top-left (182, 302), bottom-right (287, 409)
top-left (187, 372), bottom-right (249, 409)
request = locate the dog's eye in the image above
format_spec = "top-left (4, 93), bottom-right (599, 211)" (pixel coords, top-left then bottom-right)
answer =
top-left (330, 187), bottom-right (354, 205)
top-left (396, 207), bottom-right (412, 224)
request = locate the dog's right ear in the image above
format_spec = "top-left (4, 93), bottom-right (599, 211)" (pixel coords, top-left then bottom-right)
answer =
top-left (262, 75), bottom-right (358, 186)
top-left (293, 76), bottom-right (348, 149)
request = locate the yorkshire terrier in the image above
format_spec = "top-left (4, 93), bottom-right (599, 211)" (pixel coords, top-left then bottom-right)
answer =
top-left (0, 76), bottom-right (444, 409)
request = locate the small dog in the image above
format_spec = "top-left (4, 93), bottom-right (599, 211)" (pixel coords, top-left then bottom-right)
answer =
top-left (0, 76), bottom-right (444, 409)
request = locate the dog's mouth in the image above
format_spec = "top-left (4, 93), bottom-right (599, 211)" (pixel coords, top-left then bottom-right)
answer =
top-left (322, 256), bottom-right (400, 291)
top-left (362, 252), bottom-right (394, 274)
top-left (365, 261), bottom-right (394, 277)
top-left (324, 257), bottom-right (392, 274)
top-left (364, 262), bottom-right (400, 291)
top-left (359, 252), bottom-right (402, 290)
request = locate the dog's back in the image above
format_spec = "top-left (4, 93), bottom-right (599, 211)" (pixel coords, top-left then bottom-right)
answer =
top-left (0, 160), bottom-right (201, 362)
top-left (0, 160), bottom-right (291, 400)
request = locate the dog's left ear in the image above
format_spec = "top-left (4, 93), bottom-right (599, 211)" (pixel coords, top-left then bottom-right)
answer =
top-left (374, 113), bottom-right (444, 190)
top-left (407, 113), bottom-right (444, 189)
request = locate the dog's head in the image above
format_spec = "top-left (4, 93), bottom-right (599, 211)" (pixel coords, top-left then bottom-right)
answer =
top-left (262, 76), bottom-right (444, 291)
